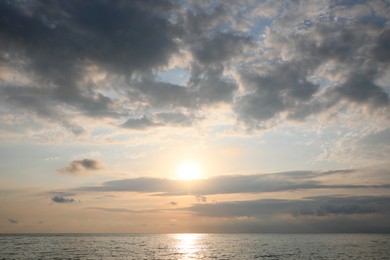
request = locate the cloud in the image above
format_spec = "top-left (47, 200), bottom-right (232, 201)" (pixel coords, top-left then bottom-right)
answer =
top-left (0, 0), bottom-right (243, 136)
top-left (8, 218), bottom-right (18, 224)
top-left (187, 64), bottom-right (237, 106)
top-left (86, 207), bottom-right (160, 214)
top-left (77, 168), bottom-right (389, 195)
top-left (1, 0), bottom-right (390, 235)
top-left (192, 32), bottom-right (254, 65)
top-left (46, 191), bottom-right (76, 197)
top-left (79, 177), bottom-right (178, 193)
top-left (360, 128), bottom-right (390, 148)
top-left (335, 69), bottom-right (389, 108)
top-left (183, 3), bottom-right (227, 37)
top-left (356, 128), bottom-right (390, 161)
top-left (233, 1), bottom-right (390, 127)
top-left (182, 195), bottom-right (390, 218)
top-left (128, 64), bottom-right (238, 110)
top-left (0, 0), bottom-right (180, 133)
top-left (0, 0), bottom-right (179, 78)
top-left (202, 216), bottom-right (390, 234)
top-left (235, 64), bottom-right (319, 124)
top-left (51, 195), bottom-right (75, 203)
top-left (178, 195), bottom-right (390, 233)
top-left (122, 112), bottom-right (197, 130)
top-left (1, 0), bottom-right (388, 137)
top-left (58, 159), bottom-right (103, 175)
top-left (294, 195), bottom-right (389, 216)
top-left (372, 28), bottom-right (390, 62)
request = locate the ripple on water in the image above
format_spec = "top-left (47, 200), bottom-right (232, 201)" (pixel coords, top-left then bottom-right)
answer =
top-left (0, 234), bottom-right (389, 259)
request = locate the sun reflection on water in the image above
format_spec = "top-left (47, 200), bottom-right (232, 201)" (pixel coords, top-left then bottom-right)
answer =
top-left (172, 233), bottom-right (204, 259)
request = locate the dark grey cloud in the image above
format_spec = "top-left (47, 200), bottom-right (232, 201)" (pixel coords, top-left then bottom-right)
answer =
top-left (294, 195), bottom-right (390, 217)
top-left (195, 216), bottom-right (390, 233)
top-left (182, 195), bottom-right (390, 219)
top-left (372, 28), bottom-right (390, 62)
top-left (0, 0), bottom-right (179, 77)
top-left (187, 64), bottom-right (237, 106)
top-left (335, 70), bottom-right (389, 108)
top-left (0, 0), bottom-right (243, 134)
top-left (234, 3), bottom-right (390, 126)
top-left (129, 64), bottom-right (237, 109)
top-left (235, 64), bottom-right (319, 124)
top-left (1, 0), bottom-right (389, 133)
top-left (0, 0), bottom-right (181, 131)
top-left (181, 195), bottom-right (390, 233)
top-left (51, 195), bottom-right (75, 204)
top-left (0, 85), bottom-right (88, 136)
top-left (129, 76), bottom-right (192, 108)
top-left (58, 159), bottom-right (103, 175)
top-left (8, 218), bottom-right (18, 224)
top-left (122, 115), bottom-right (159, 130)
top-left (121, 64), bottom-right (237, 128)
top-left (77, 169), bottom-right (389, 195)
top-left (183, 3), bottom-right (227, 37)
top-left (192, 32), bottom-right (254, 65)
top-left (122, 111), bottom-right (197, 130)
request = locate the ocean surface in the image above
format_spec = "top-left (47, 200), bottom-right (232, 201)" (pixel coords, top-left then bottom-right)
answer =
top-left (0, 233), bottom-right (389, 259)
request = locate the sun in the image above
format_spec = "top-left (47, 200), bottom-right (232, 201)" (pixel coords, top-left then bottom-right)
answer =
top-left (176, 161), bottom-right (202, 180)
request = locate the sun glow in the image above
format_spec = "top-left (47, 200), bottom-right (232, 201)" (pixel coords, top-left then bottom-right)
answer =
top-left (176, 161), bottom-right (202, 180)
top-left (172, 233), bottom-right (203, 258)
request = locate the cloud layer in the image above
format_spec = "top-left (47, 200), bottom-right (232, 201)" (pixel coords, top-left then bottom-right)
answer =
top-left (0, 0), bottom-right (389, 136)
top-left (77, 168), bottom-right (389, 195)
top-left (72, 166), bottom-right (390, 233)
top-left (184, 195), bottom-right (390, 218)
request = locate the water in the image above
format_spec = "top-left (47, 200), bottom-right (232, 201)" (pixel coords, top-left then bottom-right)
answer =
top-left (0, 233), bottom-right (389, 259)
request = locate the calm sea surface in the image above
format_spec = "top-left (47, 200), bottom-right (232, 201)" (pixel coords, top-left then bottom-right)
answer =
top-left (0, 233), bottom-right (389, 259)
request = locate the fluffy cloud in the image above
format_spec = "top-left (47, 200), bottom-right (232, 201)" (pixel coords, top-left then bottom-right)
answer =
top-left (235, 64), bottom-right (319, 124)
top-left (235, 2), bottom-right (390, 127)
top-left (58, 159), bottom-right (103, 175)
top-left (0, 0), bottom-right (180, 133)
top-left (1, 0), bottom-right (389, 136)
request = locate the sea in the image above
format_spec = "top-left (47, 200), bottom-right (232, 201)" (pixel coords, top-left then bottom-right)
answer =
top-left (0, 233), bottom-right (389, 259)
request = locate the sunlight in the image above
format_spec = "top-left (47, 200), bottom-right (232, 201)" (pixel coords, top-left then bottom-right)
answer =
top-left (176, 161), bottom-right (202, 180)
top-left (172, 233), bottom-right (203, 258)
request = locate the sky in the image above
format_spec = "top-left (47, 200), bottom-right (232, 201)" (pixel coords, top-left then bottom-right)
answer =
top-left (0, 0), bottom-right (390, 233)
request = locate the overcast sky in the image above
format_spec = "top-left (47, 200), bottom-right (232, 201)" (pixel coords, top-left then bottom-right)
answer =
top-left (1, 0), bottom-right (390, 233)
